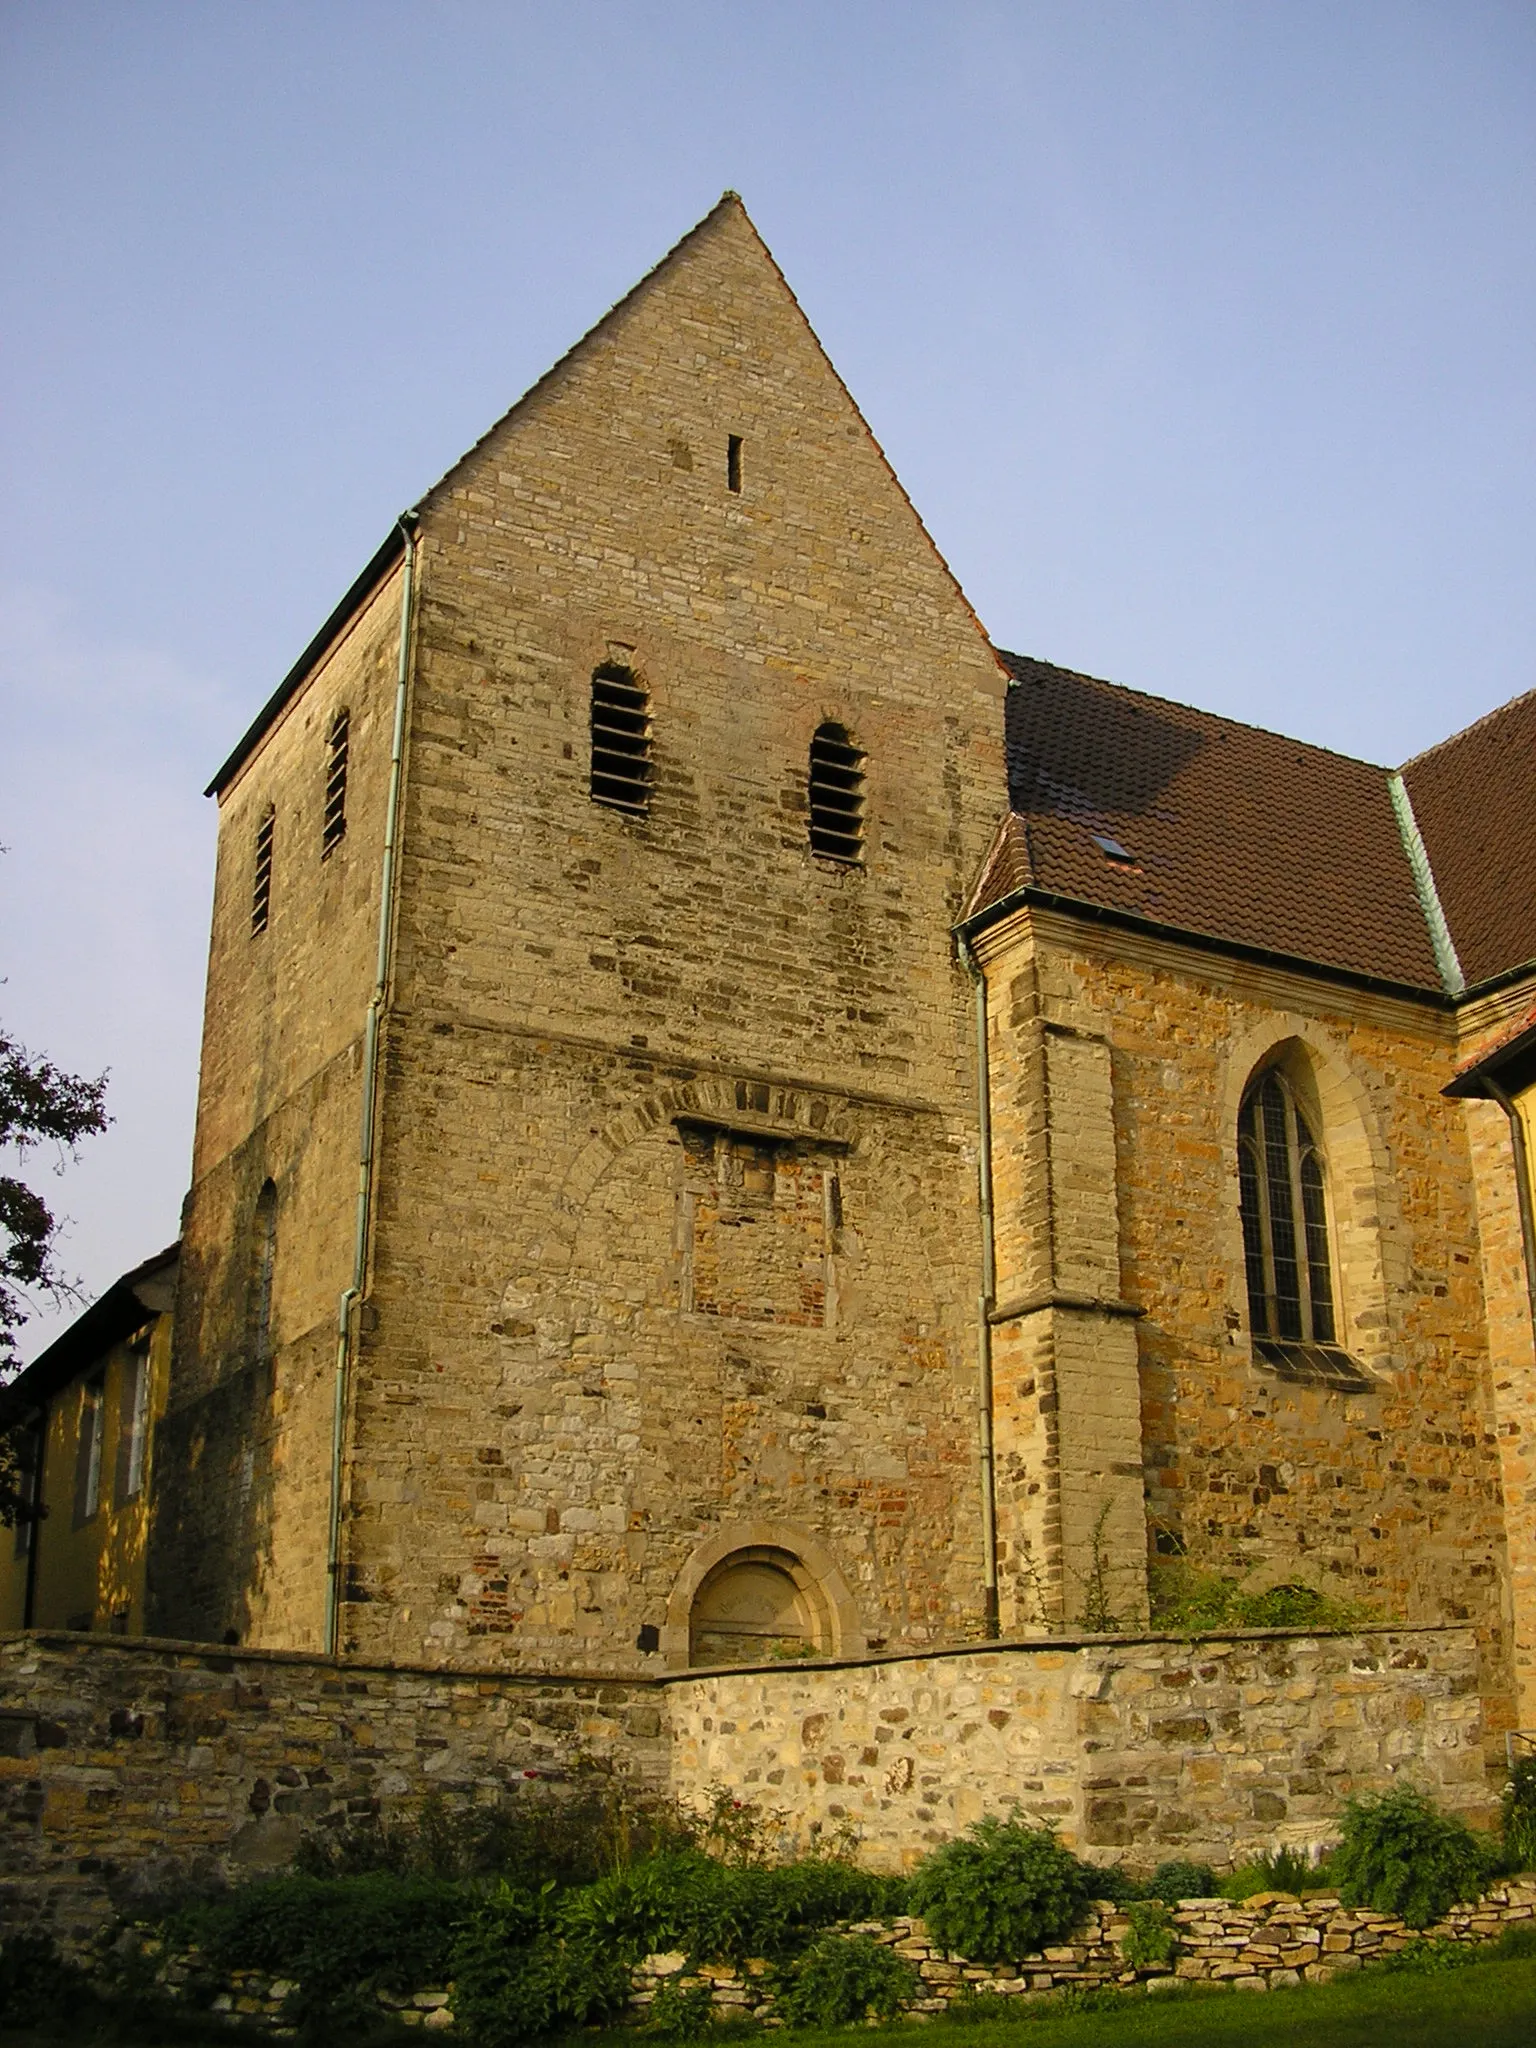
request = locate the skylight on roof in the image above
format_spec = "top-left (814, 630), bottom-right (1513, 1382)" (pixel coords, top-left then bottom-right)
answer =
top-left (1092, 833), bottom-right (1136, 864)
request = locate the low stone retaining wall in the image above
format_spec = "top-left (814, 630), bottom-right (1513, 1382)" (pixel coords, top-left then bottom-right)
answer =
top-left (669, 1624), bottom-right (1492, 1869)
top-left (0, 1631), bottom-right (665, 1944)
top-left (124, 1882), bottom-right (1536, 2032)
top-left (0, 1621), bottom-right (1496, 1942)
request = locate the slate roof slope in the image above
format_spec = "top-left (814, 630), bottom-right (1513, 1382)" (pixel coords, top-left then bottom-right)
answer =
top-left (984, 653), bottom-right (1445, 994)
top-left (1402, 688), bottom-right (1536, 990)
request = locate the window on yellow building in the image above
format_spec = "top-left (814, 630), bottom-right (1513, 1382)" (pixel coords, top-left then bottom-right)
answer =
top-left (251, 804), bottom-right (275, 935)
top-left (252, 1180), bottom-right (278, 1366)
top-left (73, 1379), bottom-right (103, 1526)
top-left (115, 1350), bottom-right (149, 1505)
top-left (590, 666), bottom-right (653, 814)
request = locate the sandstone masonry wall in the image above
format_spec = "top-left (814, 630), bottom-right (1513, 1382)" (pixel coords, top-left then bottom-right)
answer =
top-left (667, 1626), bottom-right (1490, 1872)
top-left (340, 198), bottom-right (1009, 1670)
top-left (0, 1632), bottom-right (665, 1945)
top-left (1, 1626), bottom-right (1489, 1949)
top-left (151, 566), bottom-right (409, 1651)
top-left (975, 908), bottom-right (1514, 1734)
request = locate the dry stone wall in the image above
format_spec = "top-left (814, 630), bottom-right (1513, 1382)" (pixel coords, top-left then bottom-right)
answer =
top-left (122, 1882), bottom-right (1536, 2032)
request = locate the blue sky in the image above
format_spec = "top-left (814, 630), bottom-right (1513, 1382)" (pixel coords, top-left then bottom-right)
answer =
top-left (2, 1), bottom-right (1532, 1356)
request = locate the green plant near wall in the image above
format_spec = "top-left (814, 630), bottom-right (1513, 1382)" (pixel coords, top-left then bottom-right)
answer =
top-left (1502, 1756), bottom-right (1536, 1872)
top-left (1119, 1899), bottom-right (1178, 1969)
top-left (907, 1816), bottom-right (1091, 1962)
top-left (1148, 1559), bottom-right (1377, 1634)
top-left (772, 1932), bottom-right (918, 2027)
top-left (449, 1881), bottom-right (631, 2048)
top-left (1332, 1787), bottom-right (1491, 1929)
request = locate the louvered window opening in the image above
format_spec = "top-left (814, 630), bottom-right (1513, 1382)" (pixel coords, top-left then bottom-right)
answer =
top-left (590, 668), bottom-right (653, 814)
top-left (809, 723), bottom-right (865, 863)
top-left (323, 709), bottom-right (349, 856)
top-left (1238, 1069), bottom-right (1370, 1389)
top-left (251, 806), bottom-right (275, 935)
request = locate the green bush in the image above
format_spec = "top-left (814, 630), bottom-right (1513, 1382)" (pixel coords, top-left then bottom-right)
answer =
top-left (1149, 1562), bottom-right (1374, 1634)
top-left (1147, 1860), bottom-right (1219, 1904)
top-left (1332, 1788), bottom-right (1489, 1929)
top-left (296, 1780), bottom-right (694, 1889)
top-left (175, 1872), bottom-right (474, 2025)
top-left (907, 1816), bottom-right (1091, 1963)
top-left (772, 1932), bottom-right (917, 2027)
top-left (1119, 1899), bottom-right (1178, 1970)
top-left (1502, 1756), bottom-right (1536, 1873)
top-left (1493, 1920), bottom-right (1536, 1961)
top-left (1373, 1936), bottom-right (1482, 1974)
top-left (450, 1881), bottom-right (630, 2047)
top-left (0, 1934), bottom-right (91, 2029)
top-left (644, 1974), bottom-right (718, 2039)
top-left (559, 1849), bottom-right (902, 1965)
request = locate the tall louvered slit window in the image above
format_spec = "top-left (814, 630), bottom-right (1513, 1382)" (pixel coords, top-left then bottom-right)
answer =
top-left (808, 722), bottom-right (865, 863)
top-left (251, 805), bottom-right (275, 935)
top-left (1238, 1067), bottom-right (1370, 1389)
top-left (322, 708), bottom-right (350, 856)
top-left (590, 666), bottom-right (653, 814)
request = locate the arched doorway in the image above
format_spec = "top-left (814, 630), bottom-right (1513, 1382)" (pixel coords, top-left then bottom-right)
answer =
top-left (688, 1545), bottom-right (831, 1666)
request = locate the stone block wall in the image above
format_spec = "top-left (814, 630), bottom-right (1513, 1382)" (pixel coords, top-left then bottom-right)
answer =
top-left (0, 1623), bottom-right (1493, 1950)
top-left (0, 1632), bottom-right (665, 1945)
top-left (974, 905), bottom-right (1515, 1733)
top-left (125, 1882), bottom-right (1536, 2032)
top-left (666, 1626), bottom-right (1492, 1871)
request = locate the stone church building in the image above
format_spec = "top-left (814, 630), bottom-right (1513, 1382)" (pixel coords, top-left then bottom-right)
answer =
top-left (133, 197), bottom-right (1535, 1737)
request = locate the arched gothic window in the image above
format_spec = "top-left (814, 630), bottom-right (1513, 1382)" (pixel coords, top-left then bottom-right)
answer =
top-left (808, 722), bottom-right (865, 863)
top-left (1238, 1067), bottom-right (1371, 1388)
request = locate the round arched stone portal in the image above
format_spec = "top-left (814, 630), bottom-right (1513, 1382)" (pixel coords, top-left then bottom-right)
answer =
top-left (688, 1546), bottom-right (829, 1666)
top-left (662, 1522), bottom-right (863, 1669)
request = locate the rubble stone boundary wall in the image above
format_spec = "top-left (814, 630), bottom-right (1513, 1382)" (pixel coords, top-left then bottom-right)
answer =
top-left (0, 1631), bottom-right (665, 1941)
top-left (0, 1622), bottom-right (1494, 1945)
top-left (134, 1884), bottom-right (1536, 2031)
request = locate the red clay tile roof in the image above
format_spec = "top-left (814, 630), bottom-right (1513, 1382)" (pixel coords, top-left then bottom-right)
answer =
top-left (982, 653), bottom-right (1446, 994)
top-left (1401, 689), bottom-right (1536, 990)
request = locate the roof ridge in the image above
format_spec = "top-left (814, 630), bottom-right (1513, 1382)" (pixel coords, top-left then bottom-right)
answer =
top-left (1399, 682), bottom-right (1536, 771)
top-left (996, 649), bottom-right (1394, 775)
top-left (415, 191), bottom-right (749, 514)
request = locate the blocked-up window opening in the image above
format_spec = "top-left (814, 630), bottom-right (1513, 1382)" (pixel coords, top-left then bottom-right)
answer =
top-left (73, 1379), bottom-right (103, 1527)
top-left (115, 1347), bottom-right (150, 1505)
top-left (322, 708), bottom-right (349, 856)
top-left (808, 723), bottom-right (865, 863)
top-left (1239, 1067), bottom-right (1372, 1390)
top-left (677, 1122), bottom-right (841, 1328)
top-left (689, 1546), bottom-right (828, 1666)
top-left (727, 435), bottom-right (743, 493)
top-left (252, 1180), bottom-right (278, 1366)
top-left (251, 805), bottom-right (275, 935)
top-left (590, 666), bottom-right (653, 814)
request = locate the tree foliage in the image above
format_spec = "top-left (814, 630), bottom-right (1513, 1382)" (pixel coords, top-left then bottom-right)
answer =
top-left (0, 1024), bottom-right (110, 1521)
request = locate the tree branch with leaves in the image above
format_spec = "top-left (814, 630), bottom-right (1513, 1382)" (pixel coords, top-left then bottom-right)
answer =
top-left (0, 1026), bottom-right (110, 1521)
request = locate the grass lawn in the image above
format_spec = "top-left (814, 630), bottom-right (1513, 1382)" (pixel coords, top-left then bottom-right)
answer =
top-left (781, 1960), bottom-right (1536, 2048)
top-left (5, 1960), bottom-right (1536, 2048)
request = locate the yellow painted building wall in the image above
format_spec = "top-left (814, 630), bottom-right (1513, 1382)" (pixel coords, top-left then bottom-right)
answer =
top-left (0, 1310), bottom-right (171, 1635)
